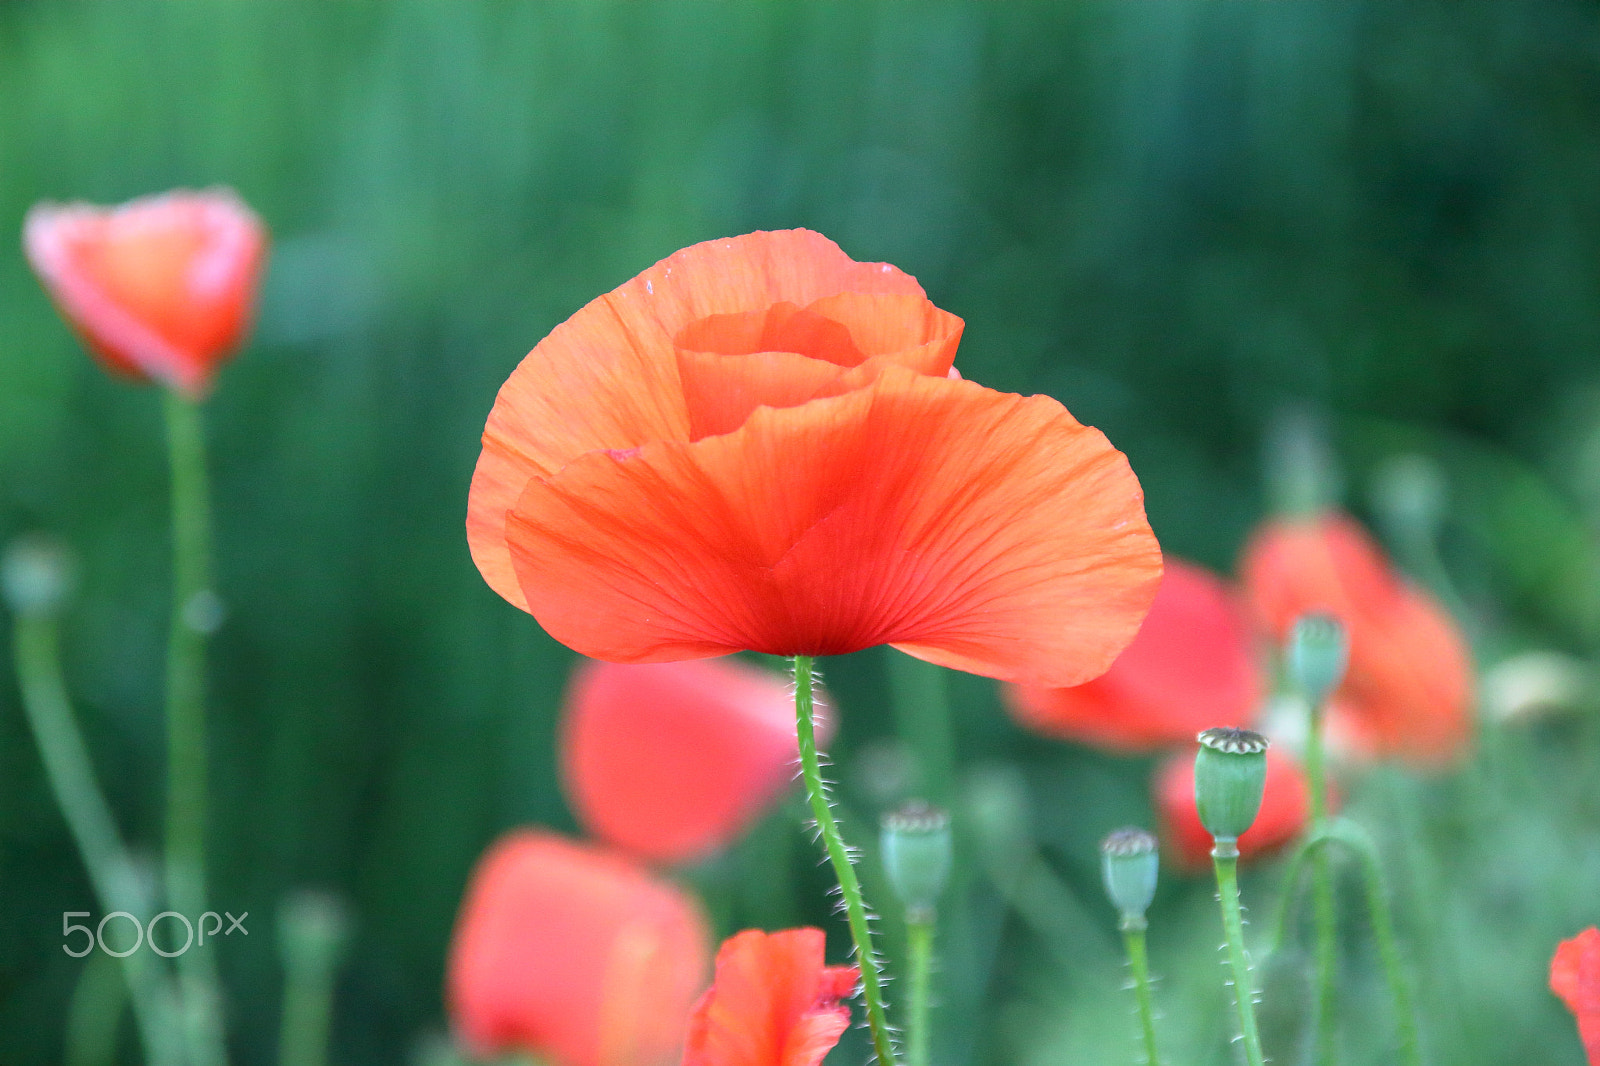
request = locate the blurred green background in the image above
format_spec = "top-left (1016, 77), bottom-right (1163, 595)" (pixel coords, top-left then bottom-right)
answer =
top-left (3, 2), bottom-right (1600, 1064)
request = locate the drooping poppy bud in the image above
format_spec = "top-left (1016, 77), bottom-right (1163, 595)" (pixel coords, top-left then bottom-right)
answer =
top-left (23, 188), bottom-right (266, 397)
top-left (1552, 927), bottom-right (1600, 1066)
top-left (1155, 743), bottom-right (1313, 870)
top-left (1003, 560), bottom-right (1260, 751)
top-left (447, 830), bottom-right (711, 1066)
top-left (560, 657), bottom-right (825, 866)
top-left (683, 927), bottom-right (859, 1066)
top-left (1240, 511), bottom-right (1473, 765)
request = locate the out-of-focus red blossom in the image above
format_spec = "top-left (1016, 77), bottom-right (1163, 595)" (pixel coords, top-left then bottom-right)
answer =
top-left (23, 189), bottom-right (266, 397)
top-left (1552, 927), bottom-right (1600, 1065)
top-left (683, 928), bottom-right (858, 1066)
top-left (1003, 559), bottom-right (1260, 751)
top-left (1240, 511), bottom-right (1473, 765)
top-left (447, 830), bottom-right (710, 1066)
top-left (561, 657), bottom-right (827, 865)
top-left (466, 229), bottom-right (1161, 689)
top-left (1154, 745), bottom-right (1315, 869)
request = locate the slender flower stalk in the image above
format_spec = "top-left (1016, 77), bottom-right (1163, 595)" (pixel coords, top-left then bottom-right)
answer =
top-left (1212, 839), bottom-right (1267, 1066)
top-left (5, 546), bottom-right (180, 1066)
top-left (277, 892), bottom-right (350, 1066)
top-left (904, 915), bottom-right (934, 1066)
top-left (1101, 828), bottom-right (1163, 1066)
top-left (162, 389), bottom-right (230, 1066)
top-left (1121, 923), bottom-right (1161, 1066)
top-left (886, 651), bottom-right (955, 803)
top-left (792, 655), bottom-right (896, 1066)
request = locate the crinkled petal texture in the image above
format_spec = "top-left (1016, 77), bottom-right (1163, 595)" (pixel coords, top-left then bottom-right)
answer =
top-left (23, 188), bottom-right (266, 396)
top-left (1240, 512), bottom-right (1473, 765)
top-left (561, 657), bottom-right (829, 865)
top-left (470, 230), bottom-right (1160, 688)
top-left (1004, 559), bottom-right (1260, 750)
top-left (1553, 928), bottom-right (1600, 1065)
top-left (1155, 746), bottom-right (1313, 870)
top-left (447, 831), bottom-right (711, 1066)
top-left (683, 928), bottom-right (859, 1066)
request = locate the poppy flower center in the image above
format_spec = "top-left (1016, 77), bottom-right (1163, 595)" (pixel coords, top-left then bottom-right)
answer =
top-left (672, 292), bottom-right (964, 441)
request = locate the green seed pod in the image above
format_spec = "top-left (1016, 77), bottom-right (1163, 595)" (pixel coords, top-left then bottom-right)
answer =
top-left (1, 535), bottom-right (75, 617)
top-left (880, 801), bottom-right (952, 920)
top-left (1100, 826), bottom-right (1159, 928)
top-left (1194, 727), bottom-right (1270, 842)
top-left (1287, 613), bottom-right (1349, 704)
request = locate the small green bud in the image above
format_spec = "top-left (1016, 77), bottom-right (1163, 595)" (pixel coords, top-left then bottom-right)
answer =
top-left (1194, 727), bottom-right (1270, 842)
top-left (278, 890), bottom-right (350, 975)
top-left (1370, 453), bottom-right (1446, 543)
top-left (880, 801), bottom-right (952, 920)
top-left (1100, 826), bottom-right (1159, 928)
top-left (1, 535), bottom-right (75, 617)
top-left (1286, 613), bottom-right (1349, 704)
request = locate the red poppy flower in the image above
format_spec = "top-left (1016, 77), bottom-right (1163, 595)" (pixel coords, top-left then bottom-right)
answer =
top-left (683, 928), bottom-right (859, 1066)
top-left (467, 230), bottom-right (1161, 689)
top-left (1552, 927), bottom-right (1600, 1065)
top-left (447, 830), bottom-right (711, 1066)
top-left (1239, 511), bottom-right (1473, 765)
top-left (562, 657), bottom-right (827, 865)
top-left (1003, 559), bottom-right (1260, 751)
top-left (1154, 744), bottom-right (1313, 869)
top-left (23, 189), bottom-right (267, 397)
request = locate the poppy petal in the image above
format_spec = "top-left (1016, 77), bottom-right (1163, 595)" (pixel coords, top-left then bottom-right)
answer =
top-left (504, 366), bottom-right (1160, 688)
top-left (469, 229), bottom-right (926, 610)
top-left (1552, 928), bottom-right (1600, 1065)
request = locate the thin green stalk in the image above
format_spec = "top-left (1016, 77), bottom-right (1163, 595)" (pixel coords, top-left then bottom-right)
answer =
top-left (886, 651), bottom-right (955, 803)
top-left (163, 389), bottom-right (229, 1066)
top-left (1211, 840), bottom-right (1266, 1066)
top-left (792, 655), bottom-right (897, 1066)
top-left (1304, 697), bottom-right (1337, 1066)
top-left (1120, 920), bottom-right (1162, 1066)
top-left (13, 613), bottom-right (180, 1066)
top-left (66, 950), bottom-right (126, 1066)
top-left (906, 915), bottom-right (934, 1066)
top-left (278, 955), bottom-right (337, 1066)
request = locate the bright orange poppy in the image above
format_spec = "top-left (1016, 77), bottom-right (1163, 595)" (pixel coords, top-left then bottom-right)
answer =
top-left (1154, 744), bottom-right (1312, 869)
top-left (683, 927), bottom-right (859, 1066)
top-left (24, 188), bottom-right (267, 397)
top-left (467, 230), bottom-right (1161, 688)
top-left (1004, 559), bottom-right (1260, 751)
top-left (1553, 927), bottom-right (1600, 1065)
top-left (1239, 511), bottom-right (1472, 765)
top-left (561, 657), bottom-right (828, 865)
top-left (447, 830), bottom-right (711, 1066)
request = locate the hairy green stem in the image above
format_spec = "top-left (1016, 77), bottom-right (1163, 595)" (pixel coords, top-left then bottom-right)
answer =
top-left (163, 389), bottom-right (229, 1066)
top-left (1120, 920), bottom-right (1162, 1066)
top-left (13, 613), bottom-right (180, 1066)
top-left (1211, 840), bottom-right (1265, 1066)
top-left (906, 914), bottom-right (934, 1066)
top-left (792, 655), bottom-right (897, 1066)
top-left (1273, 823), bottom-right (1421, 1066)
top-left (1304, 696), bottom-right (1337, 1065)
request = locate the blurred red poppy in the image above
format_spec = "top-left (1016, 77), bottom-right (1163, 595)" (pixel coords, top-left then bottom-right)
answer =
top-left (467, 230), bottom-right (1161, 689)
top-left (1154, 744), bottom-right (1313, 869)
top-left (1003, 559), bottom-right (1260, 751)
top-left (447, 830), bottom-right (711, 1066)
top-left (1552, 927), bottom-right (1600, 1065)
top-left (683, 927), bottom-right (858, 1066)
top-left (23, 188), bottom-right (266, 397)
top-left (562, 657), bottom-right (828, 865)
top-left (1239, 511), bottom-right (1472, 765)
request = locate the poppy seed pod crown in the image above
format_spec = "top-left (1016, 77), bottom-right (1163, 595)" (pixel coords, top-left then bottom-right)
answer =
top-left (1194, 728), bottom-right (1270, 843)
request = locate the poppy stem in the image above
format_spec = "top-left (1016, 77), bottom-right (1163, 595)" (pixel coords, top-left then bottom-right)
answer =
top-left (1211, 839), bottom-right (1266, 1066)
top-left (1304, 698), bottom-right (1337, 1066)
top-left (162, 390), bottom-right (230, 1066)
top-left (9, 609), bottom-right (183, 1066)
top-left (1119, 919), bottom-right (1163, 1066)
top-left (906, 913), bottom-right (934, 1066)
top-left (792, 655), bottom-right (898, 1066)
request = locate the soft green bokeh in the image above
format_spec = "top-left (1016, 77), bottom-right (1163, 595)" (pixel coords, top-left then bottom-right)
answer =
top-left (1, 3), bottom-right (1598, 1064)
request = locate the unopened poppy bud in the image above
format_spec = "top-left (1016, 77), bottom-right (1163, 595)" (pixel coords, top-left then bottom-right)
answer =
top-left (1100, 827), bottom-right (1158, 928)
top-left (1370, 453), bottom-right (1446, 544)
top-left (880, 801), bottom-right (952, 920)
top-left (278, 889), bottom-right (350, 975)
top-left (1194, 727), bottom-right (1270, 842)
top-left (2, 535), bottom-right (75, 617)
top-left (1287, 613), bottom-right (1349, 704)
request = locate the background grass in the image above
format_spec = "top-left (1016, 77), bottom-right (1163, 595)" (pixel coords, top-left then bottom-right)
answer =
top-left (1, 3), bottom-right (1599, 1064)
